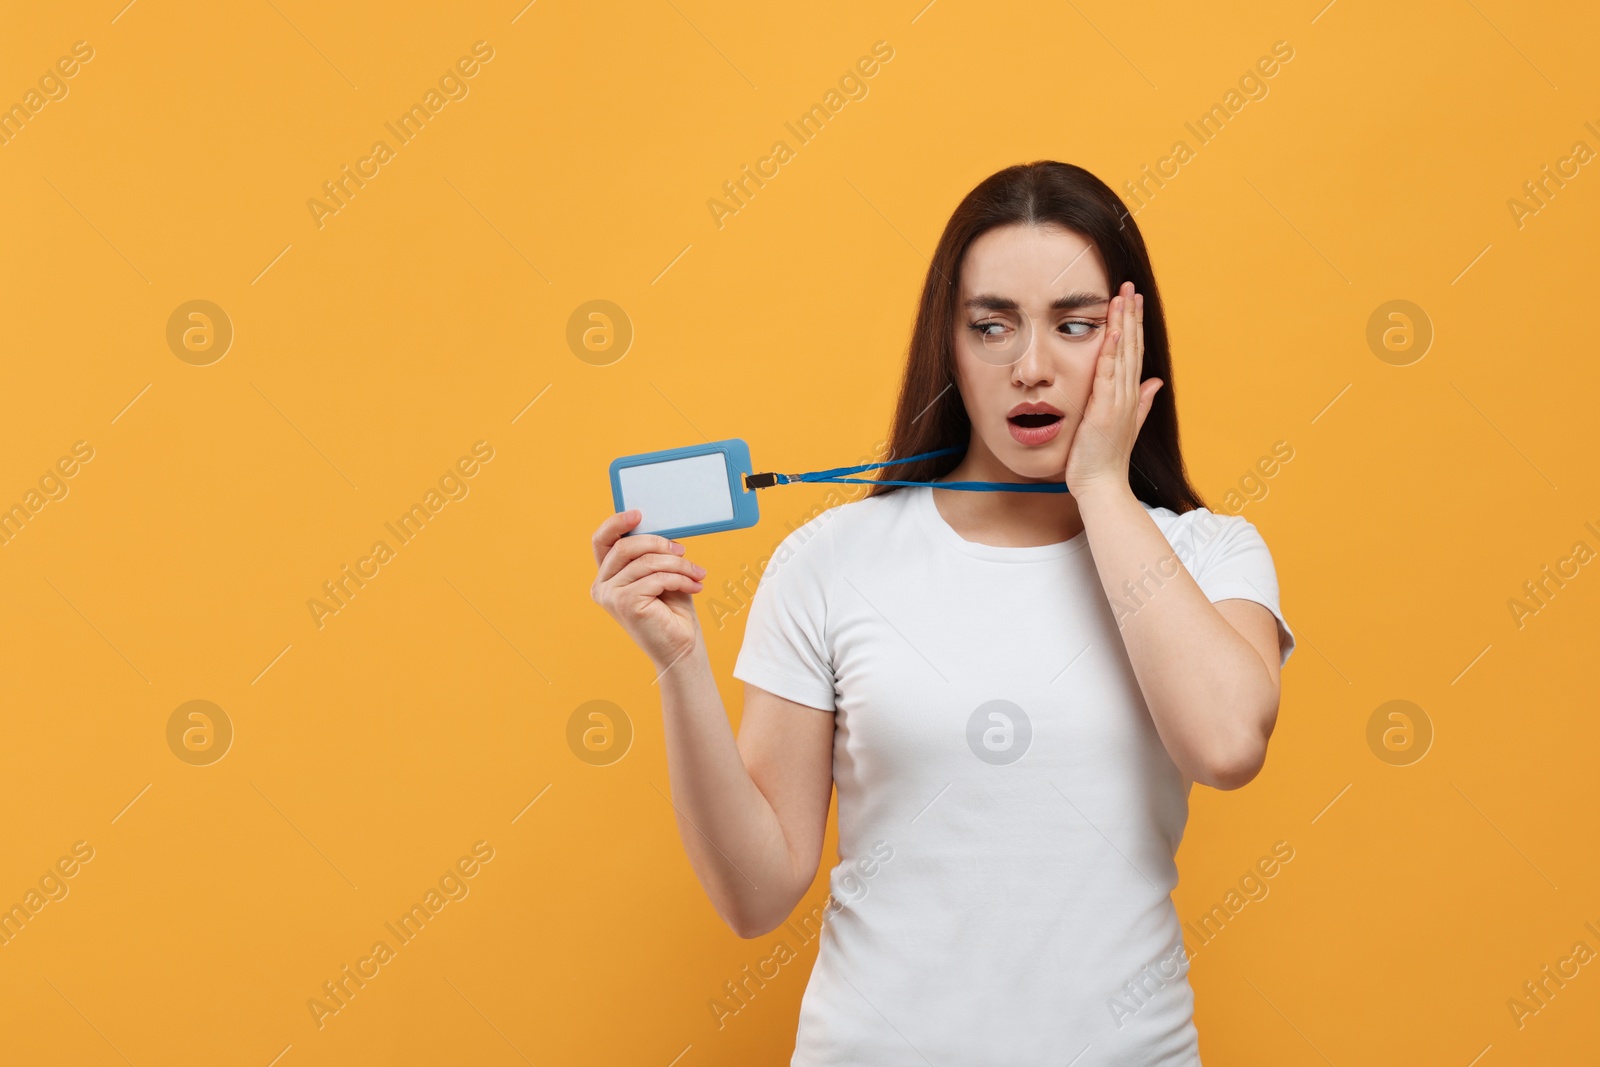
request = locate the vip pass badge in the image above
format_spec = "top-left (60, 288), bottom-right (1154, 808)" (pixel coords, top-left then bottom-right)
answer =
top-left (610, 438), bottom-right (1068, 541)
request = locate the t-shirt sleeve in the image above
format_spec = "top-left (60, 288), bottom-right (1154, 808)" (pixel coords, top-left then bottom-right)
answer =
top-left (1186, 510), bottom-right (1296, 669)
top-left (730, 515), bottom-right (838, 712)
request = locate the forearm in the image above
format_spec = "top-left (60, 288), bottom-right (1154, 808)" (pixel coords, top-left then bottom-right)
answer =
top-left (657, 637), bottom-right (806, 934)
top-left (1075, 483), bottom-right (1277, 787)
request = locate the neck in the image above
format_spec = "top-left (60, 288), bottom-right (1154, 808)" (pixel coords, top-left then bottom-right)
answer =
top-left (931, 434), bottom-right (1086, 547)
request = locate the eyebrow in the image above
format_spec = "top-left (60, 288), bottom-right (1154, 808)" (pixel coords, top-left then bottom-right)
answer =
top-left (963, 290), bottom-right (1110, 312)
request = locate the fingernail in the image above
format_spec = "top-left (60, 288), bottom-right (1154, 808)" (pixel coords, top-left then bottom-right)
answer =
top-left (691, 563), bottom-right (706, 577)
top-left (671, 541), bottom-right (685, 554)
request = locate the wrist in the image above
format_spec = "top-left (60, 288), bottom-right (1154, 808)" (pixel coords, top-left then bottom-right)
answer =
top-left (1069, 476), bottom-right (1136, 506)
top-left (652, 629), bottom-right (708, 681)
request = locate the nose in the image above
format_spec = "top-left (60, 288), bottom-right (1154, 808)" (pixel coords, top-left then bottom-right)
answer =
top-left (1009, 320), bottom-right (1053, 387)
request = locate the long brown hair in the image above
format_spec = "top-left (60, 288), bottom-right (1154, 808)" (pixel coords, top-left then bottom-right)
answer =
top-left (865, 160), bottom-right (1206, 513)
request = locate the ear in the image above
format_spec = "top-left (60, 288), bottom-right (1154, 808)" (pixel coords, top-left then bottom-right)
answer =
top-left (1135, 378), bottom-right (1164, 433)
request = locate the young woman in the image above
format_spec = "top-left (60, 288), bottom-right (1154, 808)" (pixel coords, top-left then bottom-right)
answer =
top-left (590, 160), bottom-right (1295, 1065)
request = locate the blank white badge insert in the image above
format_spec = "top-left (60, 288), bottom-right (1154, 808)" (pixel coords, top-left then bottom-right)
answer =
top-left (617, 452), bottom-right (734, 535)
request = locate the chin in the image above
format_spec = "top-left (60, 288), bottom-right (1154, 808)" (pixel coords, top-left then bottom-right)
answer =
top-left (1013, 463), bottom-right (1068, 485)
top-left (994, 443), bottom-right (1069, 483)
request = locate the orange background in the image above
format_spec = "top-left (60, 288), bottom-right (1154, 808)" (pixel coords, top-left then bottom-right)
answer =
top-left (2, 1), bottom-right (1597, 1064)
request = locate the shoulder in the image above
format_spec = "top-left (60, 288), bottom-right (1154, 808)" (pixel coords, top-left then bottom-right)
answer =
top-left (1141, 501), bottom-right (1266, 569)
top-left (770, 488), bottom-right (909, 550)
top-left (758, 489), bottom-right (908, 578)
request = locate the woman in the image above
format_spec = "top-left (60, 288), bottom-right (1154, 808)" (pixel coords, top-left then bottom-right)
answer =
top-left (590, 160), bottom-right (1295, 1065)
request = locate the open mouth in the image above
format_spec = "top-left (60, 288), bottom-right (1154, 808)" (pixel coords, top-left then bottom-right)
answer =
top-left (1008, 413), bottom-right (1063, 428)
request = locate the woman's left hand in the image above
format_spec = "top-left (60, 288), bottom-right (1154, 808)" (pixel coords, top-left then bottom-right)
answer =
top-left (1064, 280), bottom-right (1164, 496)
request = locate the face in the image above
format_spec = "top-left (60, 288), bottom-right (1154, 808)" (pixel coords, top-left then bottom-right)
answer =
top-left (952, 222), bottom-right (1112, 481)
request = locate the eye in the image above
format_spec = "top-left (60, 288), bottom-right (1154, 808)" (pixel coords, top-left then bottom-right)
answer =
top-left (1058, 320), bottom-right (1097, 338)
top-left (968, 320), bottom-right (1009, 338)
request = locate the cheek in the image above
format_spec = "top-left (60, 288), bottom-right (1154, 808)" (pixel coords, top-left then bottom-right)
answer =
top-left (1058, 361), bottom-right (1097, 411)
top-left (952, 355), bottom-right (996, 412)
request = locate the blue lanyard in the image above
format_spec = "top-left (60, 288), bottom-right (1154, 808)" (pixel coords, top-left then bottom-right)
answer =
top-left (743, 446), bottom-right (1071, 493)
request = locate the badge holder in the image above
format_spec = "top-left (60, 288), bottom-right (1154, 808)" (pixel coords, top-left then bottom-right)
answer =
top-left (610, 439), bottom-right (759, 540)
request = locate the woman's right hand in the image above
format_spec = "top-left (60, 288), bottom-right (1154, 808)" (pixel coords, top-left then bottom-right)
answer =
top-left (590, 510), bottom-right (707, 671)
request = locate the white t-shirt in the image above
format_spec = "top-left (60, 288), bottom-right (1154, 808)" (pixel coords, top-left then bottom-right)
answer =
top-left (731, 484), bottom-right (1295, 1067)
